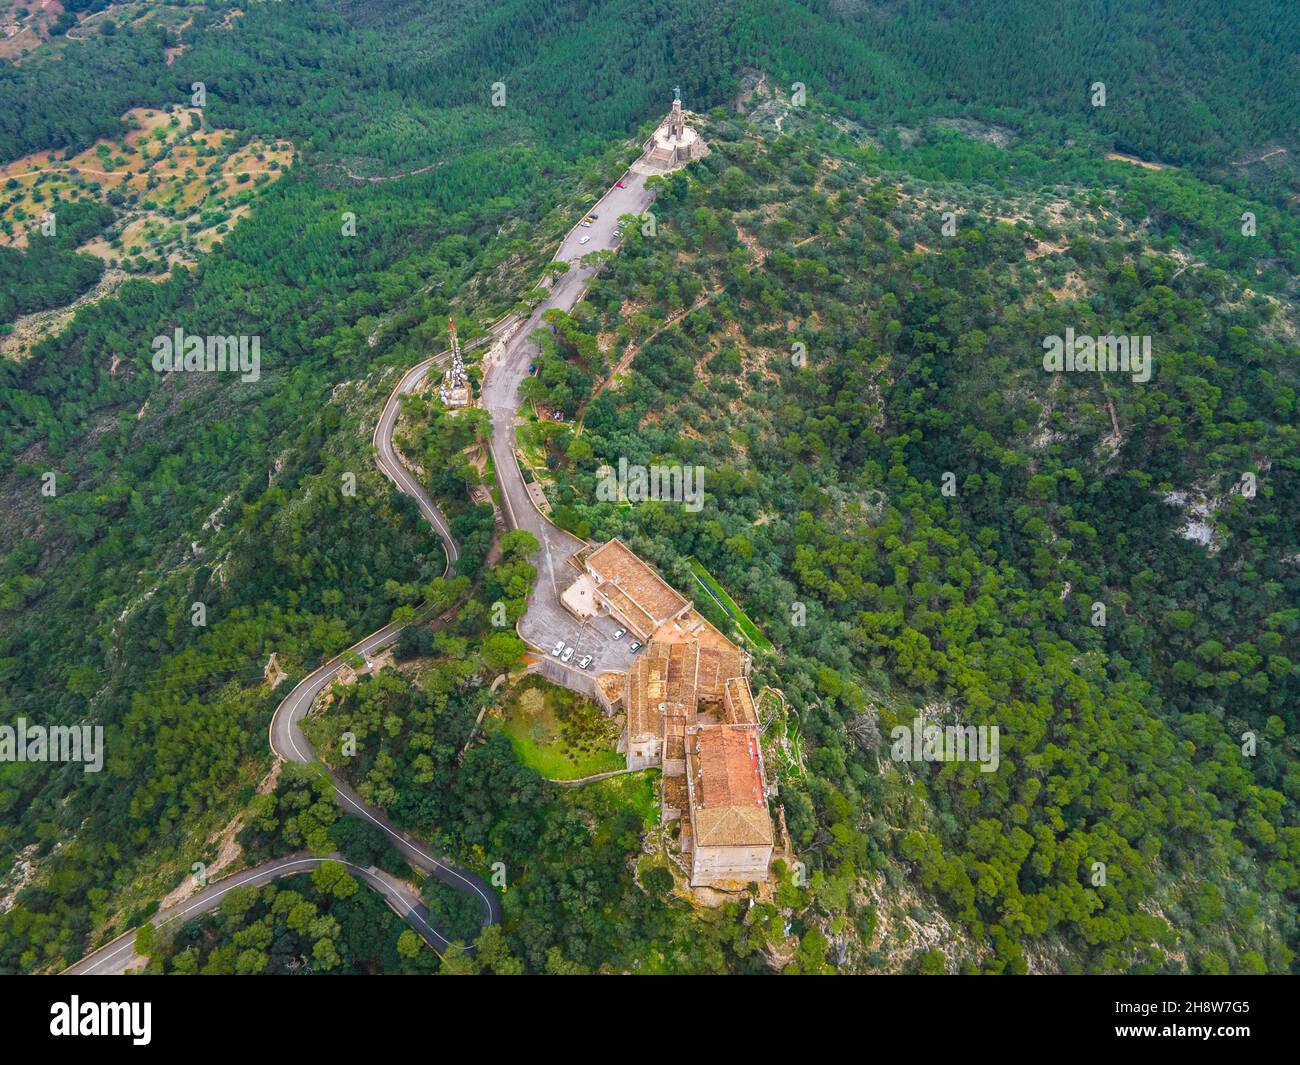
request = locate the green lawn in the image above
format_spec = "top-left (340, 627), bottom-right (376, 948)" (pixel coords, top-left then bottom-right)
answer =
top-left (687, 557), bottom-right (774, 652)
top-left (494, 675), bottom-right (624, 780)
top-left (588, 768), bottom-right (660, 827)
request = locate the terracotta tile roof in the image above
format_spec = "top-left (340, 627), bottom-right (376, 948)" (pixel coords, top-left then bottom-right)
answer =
top-left (596, 670), bottom-right (625, 706)
top-left (693, 806), bottom-right (773, 849)
top-left (627, 640), bottom-right (720, 733)
top-left (661, 774), bottom-right (687, 817)
top-left (695, 644), bottom-right (745, 700)
top-left (599, 582), bottom-right (656, 640)
top-left (687, 726), bottom-right (773, 847)
top-left (600, 540), bottom-right (770, 864)
top-left (664, 730), bottom-right (686, 761)
top-left (692, 727), bottom-right (764, 808)
top-left (665, 641), bottom-right (700, 708)
top-left (724, 676), bottom-right (758, 725)
top-left (625, 643), bottom-right (669, 740)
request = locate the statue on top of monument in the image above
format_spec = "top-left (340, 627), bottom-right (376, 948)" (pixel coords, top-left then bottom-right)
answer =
top-left (669, 86), bottom-right (685, 139)
top-left (641, 83), bottom-right (708, 171)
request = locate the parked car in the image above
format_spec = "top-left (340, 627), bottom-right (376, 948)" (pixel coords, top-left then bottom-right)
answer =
top-left (561, 646), bottom-right (575, 663)
top-left (579, 235), bottom-right (590, 244)
top-left (628, 641), bottom-right (642, 653)
top-left (615, 180), bottom-right (626, 188)
top-left (588, 212), bottom-right (598, 219)
top-left (612, 628), bottom-right (626, 640)
top-left (579, 220), bottom-right (592, 228)
top-left (551, 640), bottom-right (565, 657)
top-left (578, 655), bottom-right (592, 669)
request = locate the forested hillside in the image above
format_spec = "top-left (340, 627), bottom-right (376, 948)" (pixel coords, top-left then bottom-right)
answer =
top-left (524, 98), bottom-right (1298, 972)
top-left (3, 1), bottom-right (1296, 168)
top-left (0, 16), bottom-right (592, 966)
top-left (0, 200), bottom-right (113, 322)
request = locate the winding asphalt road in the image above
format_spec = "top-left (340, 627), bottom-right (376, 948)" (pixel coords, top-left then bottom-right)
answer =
top-left (66, 162), bottom-right (663, 976)
top-left (65, 330), bottom-right (510, 976)
top-left (373, 351), bottom-right (464, 565)
top-left (64, 854), bottom-right (442, 975)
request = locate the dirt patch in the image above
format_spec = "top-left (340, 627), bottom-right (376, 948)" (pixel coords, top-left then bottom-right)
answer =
top-left (157, 810), bottom-right (246, 910)
top-left (0, 843), bottom-right (40, 915)
top-left (0, 0), bottom-right (65, 62)
top-left (1, 106), bottom-right (292, 260)
top-left (0, 266), bottom-right (171, 360)
top-left (1104, 151), bottom-right (1173, 171)
top-left (1, 105), bottom-right (292, 359)
top-left (3, 1), bottom-right (196, 63)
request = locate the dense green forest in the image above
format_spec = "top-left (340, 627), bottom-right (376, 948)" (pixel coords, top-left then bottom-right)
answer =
top-left (0, 200), bottom-right (113, 324)
top-left (0, 12), bottom-right (586, 968)
top-left (3, 1), bottom-right (1297, 168)
top-left (310, 662), bottom-right (783, 973)
top-left (134, 865), bottom-right (436, 975)
top-left (129, 763), bottom-right (428, 973)
top-left (0, 0), bottom-right (1296, 973)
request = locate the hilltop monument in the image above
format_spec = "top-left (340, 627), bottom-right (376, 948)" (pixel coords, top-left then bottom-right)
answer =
top-left (639, 87), bottom-right (709, 172)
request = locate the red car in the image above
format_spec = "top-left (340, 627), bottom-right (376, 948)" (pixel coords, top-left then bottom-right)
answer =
top-left (615, 180), bottom-right (626, 188)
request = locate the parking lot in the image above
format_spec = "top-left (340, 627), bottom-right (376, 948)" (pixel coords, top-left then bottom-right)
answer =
top-left (519, 599), bottom-right (643, 676)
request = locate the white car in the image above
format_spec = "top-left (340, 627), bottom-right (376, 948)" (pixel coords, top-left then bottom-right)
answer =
top-left (579, 235), bottom-right (590, 245)
top-left (579, 220), bottom-right (592, 227)
top-left (561, 646), bottom-right (575, 663)
top-left (578, 655), bottom-right (592, 669)
top-left (628, 641), bottom-right (642, 653)
top-left (612, 628), bottom-right (626, 640)
top-left (551, 640), bottom-right (565, 657)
